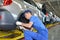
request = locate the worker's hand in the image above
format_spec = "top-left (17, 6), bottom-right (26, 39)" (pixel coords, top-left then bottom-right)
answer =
top-left (19, 26), bottom-right (27, 30)
top-left (16, 21), bottom-right (22, 25)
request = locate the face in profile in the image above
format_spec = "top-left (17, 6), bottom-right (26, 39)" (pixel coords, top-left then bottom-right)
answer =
top-left (24, 12), bottom-right (32, 19)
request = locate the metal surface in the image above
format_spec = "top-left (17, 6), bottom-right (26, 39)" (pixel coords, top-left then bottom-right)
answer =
top-left (0, 0), bottom-right (22, 31)
top-left (0, 9), bottom-right (16, 31)
top-left (0, 0), bottom-right (44, 31)
top-left (0, 29), bottom-right (24, 40)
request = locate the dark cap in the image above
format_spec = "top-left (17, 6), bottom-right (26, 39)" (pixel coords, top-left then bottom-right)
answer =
top-left (23, 10), bottom-right (32, 14)
top-left (22, 10), bottom-right (32, 17)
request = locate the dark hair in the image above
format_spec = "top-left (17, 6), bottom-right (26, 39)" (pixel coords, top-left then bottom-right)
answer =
top-left (18, 12), bottom-right (29, 23)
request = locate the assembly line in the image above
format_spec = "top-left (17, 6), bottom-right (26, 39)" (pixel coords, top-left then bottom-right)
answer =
top-left (0, 0), bottom-right (60, 40)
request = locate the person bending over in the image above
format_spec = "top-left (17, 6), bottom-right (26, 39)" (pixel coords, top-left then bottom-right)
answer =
top-left (16, 10), bottom-right (48, 40)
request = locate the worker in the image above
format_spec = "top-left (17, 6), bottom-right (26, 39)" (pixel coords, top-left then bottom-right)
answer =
top-left (16, 10), bottom-right (48, 40)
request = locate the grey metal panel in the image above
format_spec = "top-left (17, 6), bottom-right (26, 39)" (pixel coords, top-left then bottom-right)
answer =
top-left (0, 0), bottom-right (45, 31)
top-left (0, 9), bottom-right (16, 31)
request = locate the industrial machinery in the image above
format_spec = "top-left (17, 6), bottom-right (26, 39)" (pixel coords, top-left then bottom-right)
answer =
top-left (0, 0), bottom-right (58, 40)
top-left (0, 8), bottom-right (16, 31)
top-left (0, 0), bottom-right (22, 31)
top-left (0, 0), bottom-right (43, 31)
top-left (0, 0), bottom-right (41, 40)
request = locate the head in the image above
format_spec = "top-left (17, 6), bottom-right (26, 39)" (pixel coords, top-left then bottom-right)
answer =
top-left (24, 10), bottom-right (32, 19)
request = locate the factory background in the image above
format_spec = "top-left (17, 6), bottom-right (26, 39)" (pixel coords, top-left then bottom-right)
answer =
top-left (0, 0), bottom-right (60, 40)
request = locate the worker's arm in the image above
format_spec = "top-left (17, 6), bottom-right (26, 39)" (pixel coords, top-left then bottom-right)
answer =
top-left (16, 21), bottom-right (33, 28)
top-left (21, 22), bottom-right (33, 28)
